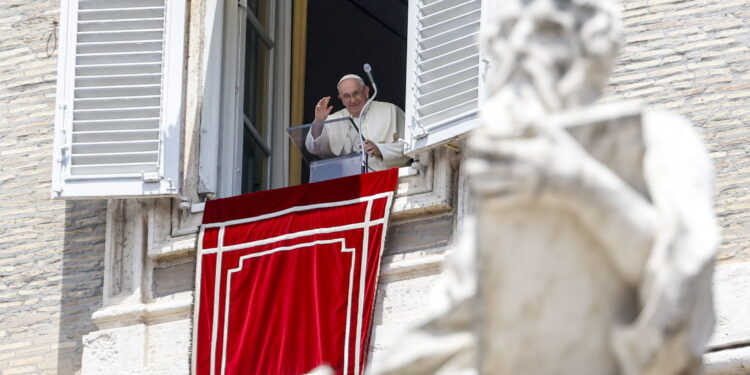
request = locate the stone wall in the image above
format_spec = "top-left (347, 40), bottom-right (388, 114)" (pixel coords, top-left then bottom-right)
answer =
top-left (0, 1), bottom-right (107, 374)
top-left (605, 0), bottom-right (750, 262)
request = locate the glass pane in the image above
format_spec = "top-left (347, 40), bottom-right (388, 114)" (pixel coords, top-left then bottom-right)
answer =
top-left (242, 126), bottom-right (268, 193)
top-left (243, 18), bottom-right (270, 139)
top-left (241, 0), bottom-right (271, 193)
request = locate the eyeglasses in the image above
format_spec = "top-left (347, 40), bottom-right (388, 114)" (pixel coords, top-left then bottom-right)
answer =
top-left (340, 89), bottom-right (364, 101)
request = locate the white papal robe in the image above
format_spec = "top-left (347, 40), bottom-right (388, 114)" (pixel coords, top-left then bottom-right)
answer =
top-left (305, 101), bottom-right (411, 171)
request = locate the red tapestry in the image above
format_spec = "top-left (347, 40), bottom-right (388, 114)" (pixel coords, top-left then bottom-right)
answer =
top-left (192, 169), bottom-right (399, 375)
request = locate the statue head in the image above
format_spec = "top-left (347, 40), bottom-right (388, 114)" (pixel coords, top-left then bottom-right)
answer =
top-left (482, 0), bottom-right (622, 112)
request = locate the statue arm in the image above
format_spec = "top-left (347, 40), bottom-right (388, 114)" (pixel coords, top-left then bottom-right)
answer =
top-left (467, 123), bottom-right (662, 285)
top-left (611, 111), bottom-right (719, 375)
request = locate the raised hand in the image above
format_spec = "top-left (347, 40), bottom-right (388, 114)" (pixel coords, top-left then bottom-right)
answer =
top-left (314, 96), bottom-right (333, 123)
top-left (311, 96), bottom-right (334, 139)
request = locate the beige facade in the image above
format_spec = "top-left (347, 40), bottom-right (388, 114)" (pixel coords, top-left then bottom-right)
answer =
top-left (0, 0), bottom-right (749, 374)
top-left (0, 0), bottom-right (107, 374)
top-left (608, 0), bottom-right (750, 263)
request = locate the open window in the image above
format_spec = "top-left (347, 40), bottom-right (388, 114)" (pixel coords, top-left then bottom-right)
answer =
top-left (296, 0), bottom-right (485, 182)
top-left (299, 0), bottom-right (408, 183)
top-left (198, 0), bottom-right (483, 199)
top-left (52, 0), bottom-right (187, 199)
top-left (199, 0), bottom-right (407, 197)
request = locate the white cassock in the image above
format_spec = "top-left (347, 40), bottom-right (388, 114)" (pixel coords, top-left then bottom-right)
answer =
top-left (305, 101), bottom-right (412, 171)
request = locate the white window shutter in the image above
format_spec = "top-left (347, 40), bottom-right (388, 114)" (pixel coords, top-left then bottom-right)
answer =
top-left (52, 0), bottom-right (186, 199)
top-left (404, 0), bottom-right (484, 155)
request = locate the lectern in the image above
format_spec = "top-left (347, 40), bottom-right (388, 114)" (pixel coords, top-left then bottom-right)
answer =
top-left (287, 117), bottom-right (368, 183)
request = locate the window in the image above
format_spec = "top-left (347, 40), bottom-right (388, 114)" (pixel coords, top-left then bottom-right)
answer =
top-left (200, 0), bottom-right (290, 198)
top-left (201, 0), bottom-right (482, 197)
top-left (52, 0), bottom-right (186, 199)
top-left (299, 0), bottom-right (408, 183)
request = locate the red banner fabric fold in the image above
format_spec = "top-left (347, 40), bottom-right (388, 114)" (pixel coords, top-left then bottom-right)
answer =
top-left (193, 169), bottom-right (399, 375)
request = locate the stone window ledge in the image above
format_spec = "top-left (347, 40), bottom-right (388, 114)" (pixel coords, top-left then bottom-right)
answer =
top-left (93, 292), bottom-right (193, 330)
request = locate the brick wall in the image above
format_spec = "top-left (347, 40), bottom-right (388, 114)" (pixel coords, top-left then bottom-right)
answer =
top-left (605, 0), bottom-right (750, 262)
top-left (0, 1), bottom-right (106, 374)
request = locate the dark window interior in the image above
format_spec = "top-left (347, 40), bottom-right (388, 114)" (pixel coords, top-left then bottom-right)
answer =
top-left (302, 0), bottom-right (408, 182)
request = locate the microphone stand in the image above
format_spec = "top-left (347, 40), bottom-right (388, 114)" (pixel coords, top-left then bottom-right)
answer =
top-left (358, 63), bottom-right (378, 173)
top-left (348, 117), bottom-right (367, 173)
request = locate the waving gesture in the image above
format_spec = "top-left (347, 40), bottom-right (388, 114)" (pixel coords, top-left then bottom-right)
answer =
top-left (314, 96), bottom-right (333, 122)
top-left (311, 96), bottom-right (334, 138)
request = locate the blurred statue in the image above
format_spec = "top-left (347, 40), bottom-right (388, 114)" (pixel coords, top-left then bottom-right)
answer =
top-left (373, 0), bottom-right (718, 374)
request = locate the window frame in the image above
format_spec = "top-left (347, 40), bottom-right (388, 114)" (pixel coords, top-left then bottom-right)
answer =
top-left (199, 0), bottom-right (291, 199)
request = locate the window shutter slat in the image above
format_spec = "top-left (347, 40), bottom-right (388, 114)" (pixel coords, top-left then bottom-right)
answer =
top-left (72, 151), bottom-right (159, 165)
top-left (72, 163), bottom-right (158, 176)
top-left (73, 107), bottom-right (160, 120)
top-left (405, 0), bottom-right (484, 154)
top-left (418, 76), bottom-right (476, 105)
top-left (72, 140), bottom-right (158, 155)
top-left (52, 0), bottom-right (186, 198)
top-left (74, 96), bottom-right (161, 109)
top-left (418, 87), bottom-right (478, 118)
top-left (75, 74), bottom-right (162, 87)
top-left (78, 30), bottom-right (164, 43)
top-left (78, 19), bottom-right (165, 32)
top-left (73, 119), bottom-right (160, 132)
top-left (77, 41), bottom-right (164, 54)
top-left (79, 0), bottom-right (165, 10)
top-left (73, 129), bottom-right (160, 143)
top-left (420, 44), bottom-right (478, 71)
top-left (418, 56), bottom-right (478, 88)
top-left (77, 52), bottom-right (163, 65)
top-left (76, 63), bottom-right (162, 76)
top-left (78, 7), bottom-right (166, 21)
top-left (75, 85), bottom-right (161, 98)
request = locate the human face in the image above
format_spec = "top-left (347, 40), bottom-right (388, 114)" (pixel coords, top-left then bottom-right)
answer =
top-left (337, 78), bottom-right (369, 117)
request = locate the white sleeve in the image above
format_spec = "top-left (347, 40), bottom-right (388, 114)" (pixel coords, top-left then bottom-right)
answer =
top-left (305, 124), bottom-right (334, 157)
top-left (376, 105), bottom-right (411, 168)
top-left (377, 141), bottom-right (411, 168)
top-left (305, 113), bottom-right (352, 157)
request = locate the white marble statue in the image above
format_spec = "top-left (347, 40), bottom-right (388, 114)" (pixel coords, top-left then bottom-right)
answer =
top-left (373, 0), bottom-right (719, 374)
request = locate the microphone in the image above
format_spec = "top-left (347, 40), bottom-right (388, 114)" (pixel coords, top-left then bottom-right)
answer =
top-left (360, 63), bottom-right (378, 121)
top-left (363, 63), bottom-right (377, 93)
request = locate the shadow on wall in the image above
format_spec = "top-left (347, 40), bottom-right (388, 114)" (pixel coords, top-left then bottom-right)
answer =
top-left (58, 200), bottom-right (107, 374)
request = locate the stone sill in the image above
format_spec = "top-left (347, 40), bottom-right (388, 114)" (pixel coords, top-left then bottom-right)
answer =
top-left (705, 345), bottom-right (750, 375)
top-left (158, 150), bottom-right (455, 260)
top-left (93, 293), bottom-right (193, 330)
